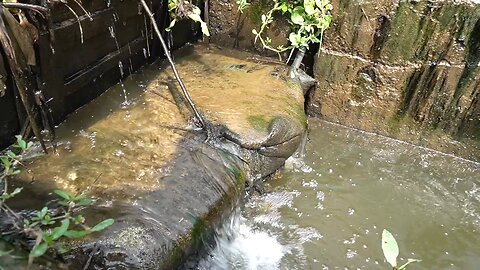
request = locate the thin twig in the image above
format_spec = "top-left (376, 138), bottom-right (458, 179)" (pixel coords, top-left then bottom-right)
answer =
top-left (64, 3), bottom-right (85, 44)
top-left (139, 0), bottom-right (206, 129)
top-left (286, 48), bottom-right (295, 64)
top-left (144, 15), bottom-right (150, 57)
top-left (73, 0), bottom-right (93, 21)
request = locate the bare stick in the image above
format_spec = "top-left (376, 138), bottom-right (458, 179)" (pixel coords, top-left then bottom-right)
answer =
top-left (73, 0), bottom-right (93, 21)
top-left (139, 0), bottom-right (206, 129)
top-left (64, 3), bottom-right (85, 44)
top-left (0, 9), bottom-right (48, 153)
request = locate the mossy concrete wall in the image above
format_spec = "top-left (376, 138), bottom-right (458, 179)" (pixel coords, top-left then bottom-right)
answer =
top-left (308, 0), bottom-right (480, 161)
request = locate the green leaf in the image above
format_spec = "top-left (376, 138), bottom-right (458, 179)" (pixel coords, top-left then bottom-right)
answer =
top-left (166, 20), bottom-right (176, 32)
top-left (42, 233), bottom-right (54, 245)
top-left (51, 219), bottom-right (70, 240)
top-left (200, 22), bottom-right (210, 37)
top-left (188, 13), bottom-right (202, 23)
top-left (289, 32), bottom-right (301, 47)
top-left (10, 170), bottom-right (21, 175)
top-left (6, 151), bottom-right (16, 159)
top-left (30, 242), bottom-right (48, 258)
top-left (398, 258), bottom-right (422, 270)
top-left (15, 135), bottom-right (27, 150)
top-left (0, 156), bottom-right (12, 168)
top-left (74, 215), bottom-right (86, 224)
top-left (76, 199), bottom-right (94, 207)
top-left (304, 0), bottom-right (315, 15)
top-left (64, 230), bottom-right (87, 238)
top-left (54, 190), bottom-right (72, 201)
top-left (39, 207), bottom-right (48, 219)
top-left (11, 187), bottom-right (23, 196)
top-left (91, 219), bottom-right (114, 232)
top-left (291, 7), bottom-right (305, 25)
top-left (74, 194), bottom-right (86, 201)
top-left (382, 229), bottom-right (399, 268)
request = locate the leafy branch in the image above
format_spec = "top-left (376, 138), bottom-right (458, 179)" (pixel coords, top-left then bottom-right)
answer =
top-left (251, 0), bottom-right (332, 69)
top-left (167, 0), bottom-right (210, 36)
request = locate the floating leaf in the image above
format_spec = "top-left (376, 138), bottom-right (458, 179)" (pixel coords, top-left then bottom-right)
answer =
top-left (30, 242), bottom-right (48, 258)
top-left (91, 219), bottom-right (114, 232)
top-left (382, 229), bottom-right (399, 268)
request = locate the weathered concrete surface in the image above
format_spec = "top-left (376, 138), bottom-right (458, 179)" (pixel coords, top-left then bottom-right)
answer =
top-left (7, 45), bottom-right (306, 269)
top-left (310, 0), bottom-right (480, 161)
top-left (208, 0), bottom-right (290, 56)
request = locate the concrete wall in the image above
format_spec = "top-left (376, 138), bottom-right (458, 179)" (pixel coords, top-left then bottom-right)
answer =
top-left (310, 0), bottom-right (480, 160)
top-left (0, 0), bottom-right (201, 149)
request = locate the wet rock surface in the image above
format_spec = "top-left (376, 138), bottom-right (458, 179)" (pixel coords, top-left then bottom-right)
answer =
top-left (6, 45), bottom-right (306, 269)
top-left (311, 0), bottom-right (480, 161)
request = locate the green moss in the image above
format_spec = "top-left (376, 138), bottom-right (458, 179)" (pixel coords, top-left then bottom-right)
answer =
top-left (381, 2), bottom-right (423, 62)
top-left (247, 115), bottom-right (270, 131)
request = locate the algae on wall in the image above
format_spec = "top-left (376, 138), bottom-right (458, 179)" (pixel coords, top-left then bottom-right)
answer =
top-left (310, 0), bottom-right (480, 161)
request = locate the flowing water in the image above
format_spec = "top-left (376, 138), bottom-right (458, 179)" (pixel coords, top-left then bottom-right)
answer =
top-left (199, 119), bottom-right (480, 270)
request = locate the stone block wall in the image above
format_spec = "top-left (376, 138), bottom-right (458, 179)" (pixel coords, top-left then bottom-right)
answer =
top-left (310, 0), bottom-right (480, 160)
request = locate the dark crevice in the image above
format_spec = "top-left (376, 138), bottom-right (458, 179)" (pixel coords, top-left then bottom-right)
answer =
top-left (397, 67), bottom-right (423, 117)
top-left (448, 17), bottom-right (480, 109)
top-left (369, 15), bottom-right (390, 61)
top-left (301, 42), bottom-right (321, 115)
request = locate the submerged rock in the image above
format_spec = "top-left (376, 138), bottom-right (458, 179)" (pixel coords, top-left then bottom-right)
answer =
top-left (6, 45), bottom-right (306, 269)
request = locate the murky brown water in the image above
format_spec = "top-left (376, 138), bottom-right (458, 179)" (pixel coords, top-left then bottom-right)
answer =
top-left (3, 45), bottom-right (304, 269)
top-left (14, 44), bottom-right (300, 201)
top-left (201, 119), bottom-right (480, 270)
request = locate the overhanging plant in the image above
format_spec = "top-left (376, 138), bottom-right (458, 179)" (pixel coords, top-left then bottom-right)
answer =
top-left (251, 0), bottom-right (333, 72)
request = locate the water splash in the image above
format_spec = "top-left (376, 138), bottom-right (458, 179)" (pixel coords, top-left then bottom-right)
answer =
top-left (197, 212), bottom-right (285, 270)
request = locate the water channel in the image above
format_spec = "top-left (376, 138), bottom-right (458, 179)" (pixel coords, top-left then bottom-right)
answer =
top-left (1, 46), bottom-right (479, 269)
top-left (199, 119), bottom-right (480, 270)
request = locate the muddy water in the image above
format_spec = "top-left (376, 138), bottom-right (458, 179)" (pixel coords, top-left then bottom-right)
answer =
top-left (14, 44), bottom-right (301, 201)
top-left (200, 119), bottom-right (480, 269)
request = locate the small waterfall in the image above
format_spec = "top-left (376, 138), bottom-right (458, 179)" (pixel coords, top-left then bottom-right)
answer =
top-left (196, 208), bottom-right (285, 270)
